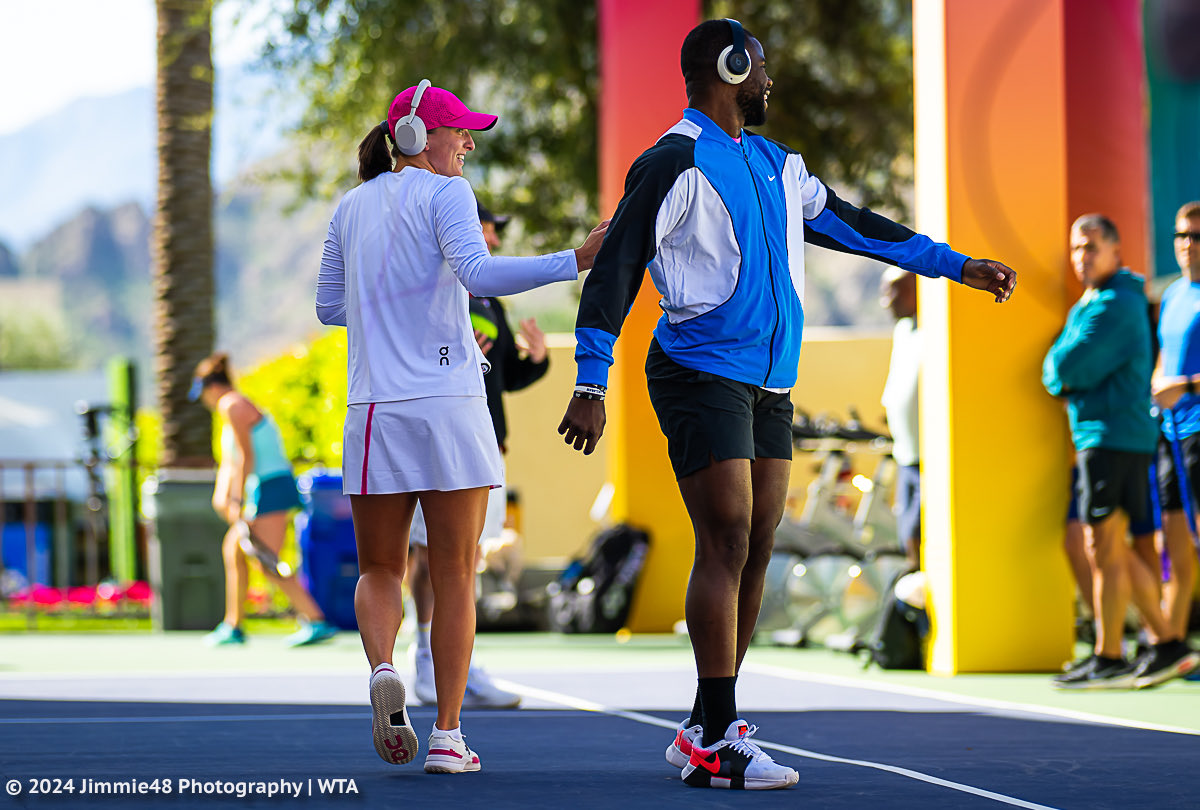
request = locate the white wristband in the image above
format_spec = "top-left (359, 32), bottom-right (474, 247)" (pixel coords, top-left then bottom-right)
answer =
top-left (574, 384), bottom-right (607, 401)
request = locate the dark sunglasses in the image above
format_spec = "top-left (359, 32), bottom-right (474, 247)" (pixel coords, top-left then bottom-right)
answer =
top-left (1176, 231), bottom-right (1200, 241)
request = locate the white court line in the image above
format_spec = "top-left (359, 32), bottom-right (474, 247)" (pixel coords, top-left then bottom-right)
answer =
top-left (0, 669), bottom-right (364, 681)
top-left (741, 662), bottom-right (1200, 737)
top-left (0, 712), bottom-right (368, 725)
top-left (0, 709), bottom-right (587, 726)
top-left (498, 679), bottom-right (1060, 810)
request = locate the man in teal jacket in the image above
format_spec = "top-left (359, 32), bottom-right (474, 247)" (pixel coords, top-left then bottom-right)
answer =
top-left (1042, 213), bottom-right (1173, 689)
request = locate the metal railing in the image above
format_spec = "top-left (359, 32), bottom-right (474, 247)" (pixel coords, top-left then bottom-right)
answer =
top-left (0, 459), bottom-right (146, 628)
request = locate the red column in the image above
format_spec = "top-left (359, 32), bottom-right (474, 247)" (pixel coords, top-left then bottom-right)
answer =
top-left (597, 0), bottom-right (700, 630)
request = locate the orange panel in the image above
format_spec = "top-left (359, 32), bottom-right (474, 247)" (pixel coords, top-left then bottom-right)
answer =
top-left (917, 0), bottom-right (1147, 672)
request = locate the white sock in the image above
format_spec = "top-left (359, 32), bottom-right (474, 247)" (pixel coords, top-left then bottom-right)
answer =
top-left (433, 723), bottom-right (462, 741)
top-left (370, 662), bottom-right (396, 684)
top-left (416, 623), bottom-right (432, 652)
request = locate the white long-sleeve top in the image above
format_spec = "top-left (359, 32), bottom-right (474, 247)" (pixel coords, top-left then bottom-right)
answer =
top-left (881, 317), bottom-right (920, 466)
top-left (317, 168), bottom-right (577, 405)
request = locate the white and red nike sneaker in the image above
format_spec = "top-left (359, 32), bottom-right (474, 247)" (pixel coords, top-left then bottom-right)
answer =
top-left (665, 719), bottom-right (703, 768)
top-left (681, 720), bottom-right (798, 790)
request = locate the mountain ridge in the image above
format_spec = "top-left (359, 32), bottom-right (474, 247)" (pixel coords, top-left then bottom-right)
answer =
top-left (0, 65), bottom-right (290, 251)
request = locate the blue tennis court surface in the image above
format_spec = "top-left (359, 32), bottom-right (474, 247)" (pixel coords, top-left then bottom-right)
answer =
top-left (1, 633), bottom-right (1197, 808)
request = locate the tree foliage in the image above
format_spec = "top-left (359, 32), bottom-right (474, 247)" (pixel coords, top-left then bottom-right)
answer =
top-left (237, 329), bottom-right (349, 468)
top-left (261, 0), bottom-right (598, 250)
top-left (259, 0), bottom-right (912, 245)
top-left (720, 0), bottom-right (914, 214)
top-left (137, 330), bottom-right (347, 474)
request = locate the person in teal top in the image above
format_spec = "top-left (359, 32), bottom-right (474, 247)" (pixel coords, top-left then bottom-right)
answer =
top-left (1042, 271), bottom-right (1158, 455)
top-left (1042, 214), bottom-right (1177, 690)
top-left (228, 414), bottom-right (295, 512)
top-left (192, 352), bottom-right (338, 648)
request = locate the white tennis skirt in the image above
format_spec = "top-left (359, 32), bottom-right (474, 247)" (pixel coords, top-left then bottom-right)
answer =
top-left (342, 396), bottom-right (503, 496)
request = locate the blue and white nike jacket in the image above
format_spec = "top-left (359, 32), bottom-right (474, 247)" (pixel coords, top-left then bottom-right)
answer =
top-left (574, 108), bottom-right (971, 390)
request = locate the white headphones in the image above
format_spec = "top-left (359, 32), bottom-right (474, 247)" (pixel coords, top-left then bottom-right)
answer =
top-left (717, 19), bottom-right (751, 85)
top-left (394, 79), bottom-right (432, 156)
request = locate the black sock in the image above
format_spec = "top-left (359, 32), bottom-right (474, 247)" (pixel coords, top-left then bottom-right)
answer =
top-left (698, 676), bottom-right (737, 748)
top-left (688, 686), bottom-right (703, 728)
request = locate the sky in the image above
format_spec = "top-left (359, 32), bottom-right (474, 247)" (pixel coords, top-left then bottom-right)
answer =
top-left (0, 0), bottom-right (270, 136)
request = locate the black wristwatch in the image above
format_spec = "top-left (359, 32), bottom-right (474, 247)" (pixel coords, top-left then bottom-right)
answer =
top-left (1187, 376), bottom-right (1196, 396)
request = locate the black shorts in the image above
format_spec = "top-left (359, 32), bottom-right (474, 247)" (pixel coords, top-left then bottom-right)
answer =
top-left (1157, 432), bottom-right (1200, 513)
top-left (645, 338), bottom-right (793, 480)
top-left (1075, 447), bottom-right (1152, 526)
top-left (1067, 465), bottom-right (1157, 534)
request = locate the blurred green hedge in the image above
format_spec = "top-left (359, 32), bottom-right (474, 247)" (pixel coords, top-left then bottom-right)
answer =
top-left (136, 328), bottom-right (348, 473)
top-left (237, 329), bottom-right (348, 471)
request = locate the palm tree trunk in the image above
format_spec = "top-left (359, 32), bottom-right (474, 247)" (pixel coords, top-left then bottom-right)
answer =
top-left (154, 0), bottom-right (215, 467)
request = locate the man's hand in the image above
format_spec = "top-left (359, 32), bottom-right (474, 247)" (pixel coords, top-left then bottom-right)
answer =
top-left (1152, 375), bottom-right (1187, 410)
top-left (516, 318), bottom-right (547, 363)
top-left (474, 328), bottom-right (494, 355)
top-left (558, 396), bottom-right (606, 454)
top-left (962, 258), bottom-right (1017, 303)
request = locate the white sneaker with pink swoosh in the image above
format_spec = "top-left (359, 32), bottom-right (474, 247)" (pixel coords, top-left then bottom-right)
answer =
top-left (424, 726), bottom-right (482, 774)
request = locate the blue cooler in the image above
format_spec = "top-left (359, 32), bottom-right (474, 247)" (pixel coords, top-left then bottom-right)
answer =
top-left (1, 523), bottom-right (52, 586)
top-left (296, 471), bottom-right (359, 630)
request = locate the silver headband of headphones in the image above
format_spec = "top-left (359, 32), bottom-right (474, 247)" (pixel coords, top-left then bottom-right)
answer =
top-left (408, 79), bottom-right (431, 119)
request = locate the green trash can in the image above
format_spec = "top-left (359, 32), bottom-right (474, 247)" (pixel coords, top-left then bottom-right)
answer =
top-left (143, 469), bottom-right (227, 631)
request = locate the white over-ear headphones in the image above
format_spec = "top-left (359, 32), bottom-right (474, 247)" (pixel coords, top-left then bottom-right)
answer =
top-left (717, 19), bottom-right (751, 85)
top-left (394, 79), bottom-right (432, 156)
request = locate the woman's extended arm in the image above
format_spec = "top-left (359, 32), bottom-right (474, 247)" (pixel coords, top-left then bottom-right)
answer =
top-left (433, 178), bottom-right (606, 296)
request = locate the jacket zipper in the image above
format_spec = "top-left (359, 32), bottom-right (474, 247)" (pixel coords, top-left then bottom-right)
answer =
top-left (744, 143), bottom-right (779, 386)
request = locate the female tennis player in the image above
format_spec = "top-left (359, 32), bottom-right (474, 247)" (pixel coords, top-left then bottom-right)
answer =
top-left (317, 79), bottom-right (607, 774)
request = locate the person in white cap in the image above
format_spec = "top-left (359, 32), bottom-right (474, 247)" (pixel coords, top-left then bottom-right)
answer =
top-left (316, 79), bottom-right (607, 775)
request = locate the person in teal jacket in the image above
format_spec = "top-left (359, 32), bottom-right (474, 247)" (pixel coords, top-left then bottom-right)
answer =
top-left (1042, 214), bottom-right (1174, 690)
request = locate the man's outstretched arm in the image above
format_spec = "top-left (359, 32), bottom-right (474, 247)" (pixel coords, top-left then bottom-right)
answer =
top-left (802, 183), bottom-right (1017, 302)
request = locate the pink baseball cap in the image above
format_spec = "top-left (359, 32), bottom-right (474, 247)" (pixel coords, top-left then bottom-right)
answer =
top-left (387, 83), bottom-right (498, 140)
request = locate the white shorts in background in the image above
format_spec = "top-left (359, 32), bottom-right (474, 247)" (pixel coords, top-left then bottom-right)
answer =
top-left (341, 397), bottom-right (503, 496)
